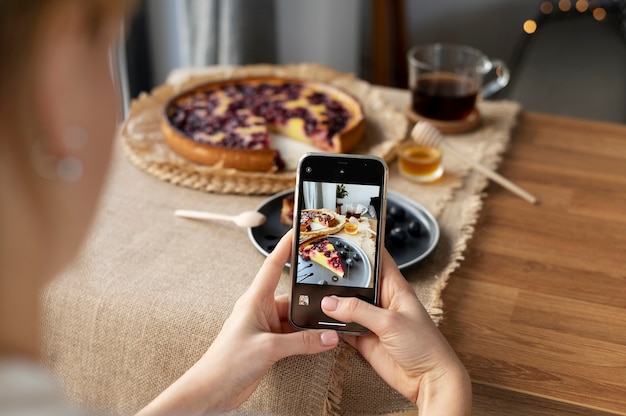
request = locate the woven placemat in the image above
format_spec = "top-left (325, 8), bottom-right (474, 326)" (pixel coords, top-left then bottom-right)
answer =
top-left (121, 64), bottom-right (408, 195)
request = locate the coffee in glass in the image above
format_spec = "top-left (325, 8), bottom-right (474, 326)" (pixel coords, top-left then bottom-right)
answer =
top-left (408, 43), bottom-right (509, 122)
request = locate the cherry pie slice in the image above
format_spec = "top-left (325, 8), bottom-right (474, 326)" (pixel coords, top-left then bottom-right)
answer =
top-left (299, 237), bottom-right (345, 278)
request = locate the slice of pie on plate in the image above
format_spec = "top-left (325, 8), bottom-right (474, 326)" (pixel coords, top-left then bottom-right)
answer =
top-left (298, 236), bottom-right (345, 278)
top-left (280, 193), bottom-right (295, 226)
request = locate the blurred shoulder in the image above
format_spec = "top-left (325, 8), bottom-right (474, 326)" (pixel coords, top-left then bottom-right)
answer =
top-left (0, 358), bottom-right (95, 416)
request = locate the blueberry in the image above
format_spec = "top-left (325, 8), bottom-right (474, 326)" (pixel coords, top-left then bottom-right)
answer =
top-left (408, 220), bottom-right (422, 237)
top-left (346, 258), bottom-right (355, 268)
top-left (352, 253), bottom-right (360, 261)
top-left (389, 205), bottom-right (406, 222)
top-left (389, 227), bottom-right (407, 245)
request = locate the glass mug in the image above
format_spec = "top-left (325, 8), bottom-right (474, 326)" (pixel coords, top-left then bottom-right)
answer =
top-left (408, 43), bottom-right (510, 121)
top-left (344, 203), bottom-right (367, 220)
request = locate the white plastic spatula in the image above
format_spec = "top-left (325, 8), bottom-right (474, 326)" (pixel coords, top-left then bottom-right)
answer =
top-left (175, 209), bottom-right (267, 227)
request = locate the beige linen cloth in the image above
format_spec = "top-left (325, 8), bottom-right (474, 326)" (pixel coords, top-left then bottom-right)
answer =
top-left (41, 66), bottom-right (520, 415)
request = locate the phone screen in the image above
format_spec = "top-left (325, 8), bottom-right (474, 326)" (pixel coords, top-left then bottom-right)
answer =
top-left (290, 153), bottom-right (388, 334)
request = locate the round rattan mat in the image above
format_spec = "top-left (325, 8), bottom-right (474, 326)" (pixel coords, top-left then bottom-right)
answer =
top-left (120, 64), bottom-right (408, 195)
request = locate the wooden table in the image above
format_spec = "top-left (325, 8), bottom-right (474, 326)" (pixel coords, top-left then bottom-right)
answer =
top-left (45, 83), bottom-right (626, 415)
top-left (436, 111), bottom-right (626, 415)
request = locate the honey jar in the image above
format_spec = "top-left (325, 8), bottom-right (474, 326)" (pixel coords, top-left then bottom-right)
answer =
top-left (398, 143), bottom-right (443, 183)
top-left (344, 218), bottom-right (359, 235)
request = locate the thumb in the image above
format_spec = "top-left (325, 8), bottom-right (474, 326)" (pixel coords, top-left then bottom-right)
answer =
top-left (321, 296), bottom-right (385, 334)
top-left (267, 330), bottom-right (339, 361)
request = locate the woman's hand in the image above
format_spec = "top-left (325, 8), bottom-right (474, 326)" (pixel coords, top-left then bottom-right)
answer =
top-left (137, 230), bottom-right (339, 416)
top-left (321, 249), bottom-right (472, 416)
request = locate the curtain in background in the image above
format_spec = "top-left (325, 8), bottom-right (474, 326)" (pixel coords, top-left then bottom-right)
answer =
top-left (303, 182), bottom-right (324, 210)
top-left (124, 0), bottom-right (277, 100)
top-left (177, 0), bottom-right (277, 67)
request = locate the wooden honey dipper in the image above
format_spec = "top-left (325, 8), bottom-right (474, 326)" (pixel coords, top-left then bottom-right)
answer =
top-left (411, 121), bottom-right (538, 205)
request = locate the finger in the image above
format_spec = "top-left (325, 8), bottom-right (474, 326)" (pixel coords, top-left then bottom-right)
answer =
top-left (249, 230), bottom-right (293, 297)
top-left (275, 294), bottom-right (290, 320)
top-left (379, 248), bottom-right (417, 308)
top-left (380, 246), bottom-right (401, 275)
top-left (279, 319), bottom-right (298, 333)
top-left (266, 330), bottom-right (339, 361)
top-left (275, 294), bottom-right (299, 333)
top-left (380, 247), bottom-right (408, 285)
top-left (321, 295), bottom-right (389, 336)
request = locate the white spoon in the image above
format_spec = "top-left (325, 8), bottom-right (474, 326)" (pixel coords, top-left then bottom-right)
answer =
top-left (175, 209), bottom-right (267, 227)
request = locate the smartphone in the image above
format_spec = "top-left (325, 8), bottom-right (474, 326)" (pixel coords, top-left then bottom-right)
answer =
top-left (289, 153), bottom-right (388, 334)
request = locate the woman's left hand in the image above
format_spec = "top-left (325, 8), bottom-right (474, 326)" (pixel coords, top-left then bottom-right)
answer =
top-left (137, 230), bottom-right (339, 416)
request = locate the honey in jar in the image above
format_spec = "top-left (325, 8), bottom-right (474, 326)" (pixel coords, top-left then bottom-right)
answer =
top-left (344, 218), bottom-right (359, 235)
top-left (398, 144), bottom-right (443, 183)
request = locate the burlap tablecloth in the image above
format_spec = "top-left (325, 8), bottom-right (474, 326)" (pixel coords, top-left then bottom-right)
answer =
top-left (40, 68), bottom-right (520, 415)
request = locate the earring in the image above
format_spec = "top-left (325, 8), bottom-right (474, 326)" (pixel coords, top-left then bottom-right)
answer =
top-left (31, 125), bottom-right (88, 183)
top-left (55, 156), bottom-right (84, 183)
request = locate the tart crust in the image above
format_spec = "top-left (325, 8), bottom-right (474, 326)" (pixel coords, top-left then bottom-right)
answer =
top-left (161, 120), bottom-right (279, 172)
top-left (161, 76), bottom-right (365, 172)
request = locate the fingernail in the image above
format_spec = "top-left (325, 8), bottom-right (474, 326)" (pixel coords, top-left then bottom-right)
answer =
top-left (321, 296), bottom-right (338, 311)
top-left (320, 330), bottom-right (339, 347)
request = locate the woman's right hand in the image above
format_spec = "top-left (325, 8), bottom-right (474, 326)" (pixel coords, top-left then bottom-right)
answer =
top-left (321, 249), bottom-right (472, 416)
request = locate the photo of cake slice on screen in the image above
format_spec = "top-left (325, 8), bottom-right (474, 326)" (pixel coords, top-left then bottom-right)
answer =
top-left (294, 181), bottom-right (380, 288)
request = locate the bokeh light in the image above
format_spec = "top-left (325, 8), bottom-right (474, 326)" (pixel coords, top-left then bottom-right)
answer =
top-left (559, 0), bottom-right (572, 12)
top-left (540, 1), bottom-right (554, 14)
top-left (523, 20), bottom-right (538, 34)
top-left (576, 0), bottom-right (589, 12)
top-left (592, 7), bottom-right (607, 20)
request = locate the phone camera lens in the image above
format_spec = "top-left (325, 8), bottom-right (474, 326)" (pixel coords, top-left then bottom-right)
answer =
top-left (305, 166), bottom-right (312, 173)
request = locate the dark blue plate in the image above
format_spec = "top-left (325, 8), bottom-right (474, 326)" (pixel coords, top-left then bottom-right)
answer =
top-left (247, 190), bottom-right (439, 270)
